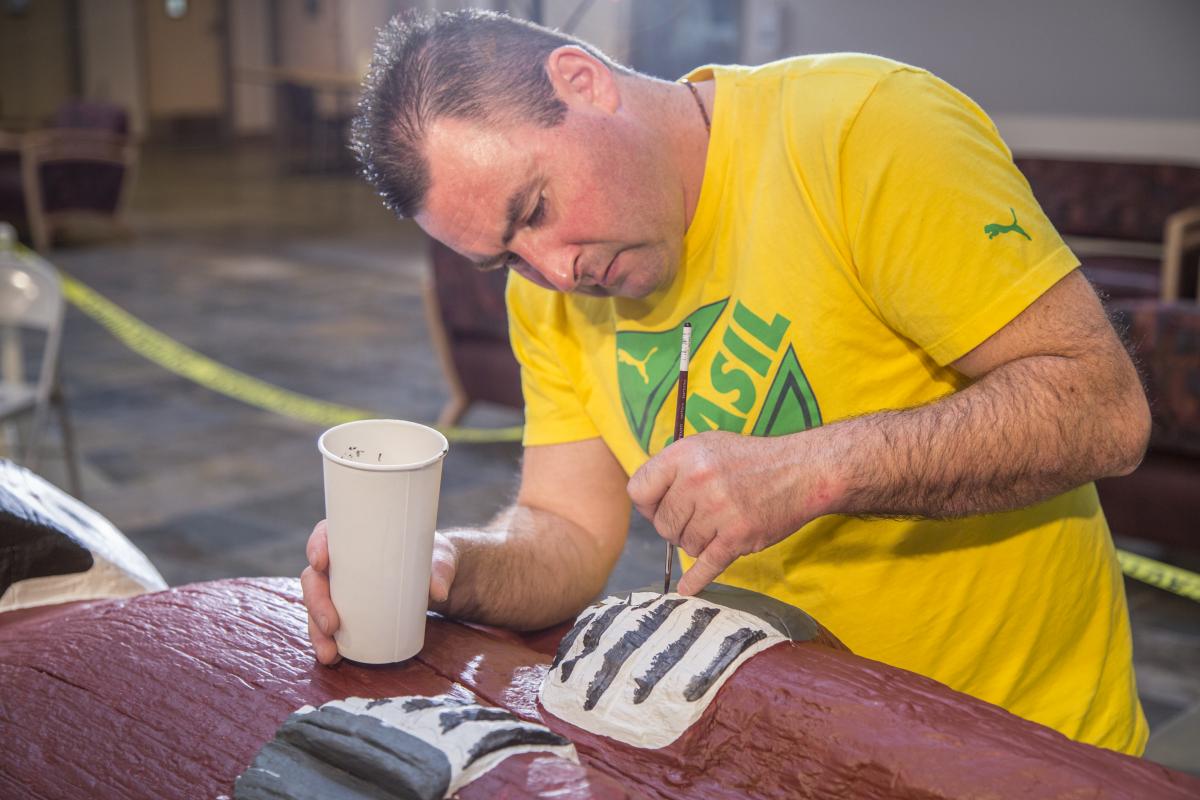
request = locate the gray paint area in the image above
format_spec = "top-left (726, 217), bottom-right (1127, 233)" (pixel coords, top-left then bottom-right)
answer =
top-left (235, 695), bottom-right (576, 800)
top-left (779, 0), bottom-right (1200, 119)
top-left (236, 707), bottom-right (451, 800)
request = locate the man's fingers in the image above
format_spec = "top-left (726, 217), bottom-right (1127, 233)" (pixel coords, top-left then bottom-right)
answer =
top-left (627, 450), bottom-right (679, 522)
top-left (307, 520), bottom-right (329, 571)
top-left (653, 493), bottom-right (695, 549)
top-left (677, 544), bottom-right (736, 596)
top-left (678, 520), bottom-right (716, 560)
top-left (302, 521), bottom-right (342, 665)
top-left (633, 498), bottom-right (660, 524)
top-left (429, 558), bottom-right (453, 605)
top-left (302, 564), bottom-right (342, 665)
top-left (307, 613), bottom-right (341, 665)
top-left (300, 565), bottom-right (339, 637)
top-left (429, 534), bottom-right (457, 607)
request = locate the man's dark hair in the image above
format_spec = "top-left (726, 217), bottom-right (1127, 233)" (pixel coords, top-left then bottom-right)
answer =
top-left (351, 9), bottom-right (623, 219)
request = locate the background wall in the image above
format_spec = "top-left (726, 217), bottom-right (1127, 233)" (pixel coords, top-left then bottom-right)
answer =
top-left (540, 0), bottom-right (633, 65)
top-left (0, 0), bottom-right (75, 125)
top-left (276, 0), bottom-right (343, 75)
top-left (79, 0), bottom-right (144, 135)
top-left (475, 0), bottom-right (1200, 162)
top-left (140, 0), bottom-right (225, 121)
top-left (229, 0), bottom-right (273, 136)
top-left (340, 0), bottom-right (406, 77)
top-left (778, 0), bottom-right (1200, 119)
top-left (4, 0), bottom-right (1196, 161)
top-left (770, 0), bottom-right (1200, 161)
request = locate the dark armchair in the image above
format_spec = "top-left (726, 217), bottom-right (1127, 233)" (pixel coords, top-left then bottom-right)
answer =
top-left (1099, 300), bottom-right (1200, 550)
top-left (1016, 157), bottom-right (1200, 301)
top-left (0, 100), bottom-right (138, 252)
top-left (1015, 156), bottom-right (1200, 550)
top-left (424, 238), bottom-right (523, 426)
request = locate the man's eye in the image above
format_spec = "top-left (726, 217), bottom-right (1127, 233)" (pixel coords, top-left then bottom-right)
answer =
top-left (527, 194), bottom-right (547, 227)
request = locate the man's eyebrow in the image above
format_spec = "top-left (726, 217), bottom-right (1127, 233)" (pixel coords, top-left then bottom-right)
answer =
top-left (474, 177), bottom-right (540, 269)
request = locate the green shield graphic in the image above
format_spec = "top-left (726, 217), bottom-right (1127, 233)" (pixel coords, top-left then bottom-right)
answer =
top-left (616, 298), bottom-right (727, 452)
top-left (751, 343), bottom-right (822, 436)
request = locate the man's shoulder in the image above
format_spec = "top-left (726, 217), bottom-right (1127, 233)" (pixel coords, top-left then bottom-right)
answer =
top-left (709, 54), bottom-right (924, 125)
top-left (704, 54), bottom-right (926, 149)
top-left (721, 53), bottom-right (920, 84)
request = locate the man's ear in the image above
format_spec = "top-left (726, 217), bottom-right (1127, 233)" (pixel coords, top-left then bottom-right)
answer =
top-left (545, 46), bottom-right (620, 113)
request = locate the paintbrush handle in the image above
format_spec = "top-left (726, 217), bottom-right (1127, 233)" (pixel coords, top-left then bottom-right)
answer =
top-left (673, 369), bottom-right (689, 442)
top-left (664, 324), bottom-right (693, 594)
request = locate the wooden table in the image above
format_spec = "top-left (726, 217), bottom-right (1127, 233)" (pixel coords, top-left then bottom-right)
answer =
top-left (2, 578), bottom-right (1197, 799)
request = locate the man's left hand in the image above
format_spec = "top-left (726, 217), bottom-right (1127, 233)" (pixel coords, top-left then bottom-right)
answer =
top-left (627, 430), bottom-right (840, 595)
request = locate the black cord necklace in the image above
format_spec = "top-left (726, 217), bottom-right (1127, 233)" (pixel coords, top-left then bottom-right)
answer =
top-left (682, 79), bottom-right (711, 134)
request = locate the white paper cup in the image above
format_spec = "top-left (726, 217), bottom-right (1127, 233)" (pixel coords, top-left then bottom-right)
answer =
top-left (318, 419), bottom-right (448, 664)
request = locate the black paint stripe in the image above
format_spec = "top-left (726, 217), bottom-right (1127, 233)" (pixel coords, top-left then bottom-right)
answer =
top-left (438, 706), bottom-right (518, 733)
top-left (683, 627), bottom-right (769, 702)
top-left (550, 610), bottom-right (595, 669)
top-left (401, 695), bottom-right (467, 712)
top-left (559, 603), bottom-right (626, 681)
top-left (462, 726), bottom-right (571, 769)
top-left (584, 598), bottom-right (687, 711)
top-left (632, 605), bottom-right (720, 704)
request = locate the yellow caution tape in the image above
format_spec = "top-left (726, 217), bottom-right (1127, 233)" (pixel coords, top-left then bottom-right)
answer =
top-left (1116, 549), bottom-right (1200, 603)
top-left (58, 272), bottom-right (522, 443)
top-left (44, 261), bottom-right (1200, 602)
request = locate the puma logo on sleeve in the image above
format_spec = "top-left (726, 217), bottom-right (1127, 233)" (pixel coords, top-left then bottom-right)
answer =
top-left (984, 208), bottom-right (1032, 240)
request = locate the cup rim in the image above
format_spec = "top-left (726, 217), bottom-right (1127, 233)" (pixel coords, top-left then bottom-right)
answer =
top-left (318, 419), bottom-right (449, 472)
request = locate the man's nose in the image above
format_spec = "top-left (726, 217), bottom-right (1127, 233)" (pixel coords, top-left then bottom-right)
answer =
top-left (517, 237), bottom-right (579, 293)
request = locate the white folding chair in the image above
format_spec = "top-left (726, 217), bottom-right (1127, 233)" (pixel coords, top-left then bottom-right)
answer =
top-left (0, 223), bottom-right (82, 497)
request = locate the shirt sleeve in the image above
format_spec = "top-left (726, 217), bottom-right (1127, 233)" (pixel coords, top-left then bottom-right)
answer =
top-left (840, 67), bottom-right (1080, 366)
top-left (505, 273), bottom-right (601, 447)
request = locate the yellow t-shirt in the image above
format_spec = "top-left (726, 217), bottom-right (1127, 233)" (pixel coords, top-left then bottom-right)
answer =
top-left (506, 54), bottom-right (1146, 754)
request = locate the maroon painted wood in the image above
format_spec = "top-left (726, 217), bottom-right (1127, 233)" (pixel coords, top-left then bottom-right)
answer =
top-left (2, 578), bottom-right (1196, 799)
top-left (459, 752), bottom-right (636, 800)
top-left (0, 579), bottom-right (626, 799)
top-left (421, 603), bottom-right (1200, 799)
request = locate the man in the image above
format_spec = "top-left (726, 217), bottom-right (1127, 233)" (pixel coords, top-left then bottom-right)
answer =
top-left (302, 10), bottom-right (1151, 755)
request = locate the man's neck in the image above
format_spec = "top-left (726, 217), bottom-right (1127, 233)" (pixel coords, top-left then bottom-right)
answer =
top-left (678, 79), bottom-right (714, 231)
top-left (622, 74), bottom-right (713, 232)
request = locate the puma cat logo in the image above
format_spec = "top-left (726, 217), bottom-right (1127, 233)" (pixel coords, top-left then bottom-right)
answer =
top-left (984, 208), bottom-right (1032, 240)
top-left (618, 346), bottom-right (657, 384)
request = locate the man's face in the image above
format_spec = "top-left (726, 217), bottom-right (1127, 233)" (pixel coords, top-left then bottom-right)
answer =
top-left (414, 106), bottom-right (685, 299)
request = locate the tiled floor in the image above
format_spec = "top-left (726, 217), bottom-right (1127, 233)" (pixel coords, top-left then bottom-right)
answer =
top-left (19, 141), bottom-right (1199, 775)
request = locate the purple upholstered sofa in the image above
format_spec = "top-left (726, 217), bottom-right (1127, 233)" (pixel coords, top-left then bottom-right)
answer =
top-left (1016, 156), bottom-right (1200, 550)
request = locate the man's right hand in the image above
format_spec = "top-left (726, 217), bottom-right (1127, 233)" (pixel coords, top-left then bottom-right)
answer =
top-left (300, 519), bottom-right (460, 666)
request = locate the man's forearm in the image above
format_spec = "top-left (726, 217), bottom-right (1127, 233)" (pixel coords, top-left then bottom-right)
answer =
top-left (625, 271), bottom-right (1151, 594)
top-left (817, 350), bottom-right (1149, 519)
top-left (437, 504), bottom-right (614, 630)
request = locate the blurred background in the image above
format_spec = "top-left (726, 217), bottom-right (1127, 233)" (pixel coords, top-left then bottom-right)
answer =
top-left (0, 0), bottom-right (1197, 772)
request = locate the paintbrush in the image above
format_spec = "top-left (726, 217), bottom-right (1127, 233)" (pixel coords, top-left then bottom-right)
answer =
top-left (664, 322), bottom-right (692, 595)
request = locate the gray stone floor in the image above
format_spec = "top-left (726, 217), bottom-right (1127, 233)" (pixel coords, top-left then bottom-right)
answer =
top-left (22, 141), bottom-right (1199, 774)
